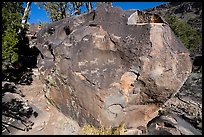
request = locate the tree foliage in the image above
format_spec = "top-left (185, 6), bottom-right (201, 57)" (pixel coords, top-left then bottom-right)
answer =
top-left (36, 2), bottom-right (72, 22)
top-left (2, 2), bottom-right (24, 71)
top-left (165, 15), bottom-right (202, 52)
top-left (35, 2), bottom-right (94, 22)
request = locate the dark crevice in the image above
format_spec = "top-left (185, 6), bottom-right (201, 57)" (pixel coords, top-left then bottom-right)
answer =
top-left (65, 56), bottom-right (71, 60)
top-left (109, 36), bottom-right (117, 46)
top-left (48, 44), bottom-right (56, 61)
top-left (64, 26), bottom-right (72, 35)
top-left (129, 70), bottom-right (140, 80)
top-left (92, 10), bottom-right (96, 21)
top-left (47, 27), bottom-right (55, 35)
top-left (108, 103), bottom-right (124, 109)
top-left (164, 122), bottom-right (176, 128)
top-left (137, 79), bottom-right (146, 87)
top-left (192, 55), bottom-right (202, 72)
top-left (88, 24), bottom-right (98, 27)
top-left (75, 72), bottom-right (96, 86)
top-left (84, 77), bottom-right (96, 86)
top-left (39, 50), bottom-right (44, 59)
top-left (175, 94), bottom-right (191, 105)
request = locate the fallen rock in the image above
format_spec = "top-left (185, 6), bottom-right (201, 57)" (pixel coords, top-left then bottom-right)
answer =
top-left (2, 82), bottom-right (36, 135)
top-left (2, 81), bottom-right (24, 97)
top-left (34, 3), bottom-right (192, 129)
top-left (147, 113), bottom-right (202, 135)
top-left (162, 71), bottom-right (202, 132)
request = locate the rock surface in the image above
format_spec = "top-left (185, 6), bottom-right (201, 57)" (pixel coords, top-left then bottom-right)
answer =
top-left (147, 113), bottom-right (202, 135)
top-left (164, 72), bottom-right (202, 131)
top-left (146, 71), bottom-right (202, 135)
top-left (145, 2), bottom-right (202, 58)
top-left (2, 81), bottom-right (35, 134)
top-left (34, 4), bottom-right (192, 129)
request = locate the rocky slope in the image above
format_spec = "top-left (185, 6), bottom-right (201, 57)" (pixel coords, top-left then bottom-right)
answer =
top-left (145, 2), bottom-right (202, 33)
top-left (145, 2), bottom-right (202, 58)
top-left (144, 2), bottom-right (202, 135)
top-left (146, 72), bottom-right (202, 135)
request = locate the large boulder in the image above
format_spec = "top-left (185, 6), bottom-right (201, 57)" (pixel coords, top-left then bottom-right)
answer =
top-left (35, 4), bottom-right (192, 129)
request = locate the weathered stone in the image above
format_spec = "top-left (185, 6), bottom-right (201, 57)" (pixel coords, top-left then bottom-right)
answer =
top-left (2, 83), bottom-right (35, 135)
top-left (162, 72), bottom-right (202, 131)
top-left (34, 4), bottom-right (192, 129)
top-left (147, 113), bottom-right (202, 135)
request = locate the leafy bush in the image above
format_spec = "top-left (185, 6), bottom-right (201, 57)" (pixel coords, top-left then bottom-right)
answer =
top-left (165, 15), bottom-right (202, 52)
top-left (2, 2), bottom-right (24, 71)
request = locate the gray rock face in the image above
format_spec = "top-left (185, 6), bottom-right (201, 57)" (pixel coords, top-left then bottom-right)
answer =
top-left (34, 4), bottom-right (192, 129)
top-left (147, 113), bottom-right (202, 135)
top-left (163, 72), bottom-right (202, 132)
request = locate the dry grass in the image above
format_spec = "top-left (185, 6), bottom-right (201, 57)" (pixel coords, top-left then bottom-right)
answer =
top-left (82, 122), bottom-right (126, 135)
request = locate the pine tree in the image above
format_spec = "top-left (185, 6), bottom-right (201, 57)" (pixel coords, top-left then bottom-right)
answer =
top-left (2, 2), bottom-right (24, 71)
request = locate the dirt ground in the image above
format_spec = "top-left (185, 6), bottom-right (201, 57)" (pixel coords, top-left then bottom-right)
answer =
top-left (13, 68), bottom-right (83, 135)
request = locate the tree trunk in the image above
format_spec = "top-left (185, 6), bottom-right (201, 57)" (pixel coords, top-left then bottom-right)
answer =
top-left (21, 2), bottom-right (32, 29)
top-left (86, 2), bottom-right (92, 13)
top-left (73, 2), bottom-right (82, 15)
top-left (74, 9), bottom-right (81, 15)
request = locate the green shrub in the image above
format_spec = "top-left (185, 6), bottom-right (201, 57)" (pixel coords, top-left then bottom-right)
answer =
top-left (2, 2), bottom-right (24, 71)
top-left (165, 15), bottom-right (202, 52)
top-left (2, 27), bottom-right (20, 70)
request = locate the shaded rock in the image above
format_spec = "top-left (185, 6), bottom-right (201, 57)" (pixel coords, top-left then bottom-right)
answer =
top-left (2, 81), bottom-right (24, 97)
top-left (192, 54), bottom-right (202, 72)
top-left (147, 113), bottom-right (202, 135)
top-left (2, 89), bottom-right (35, 134)
top-left (162, 72), bottom-right (202, 132)
top-left (34, 4), bottom-right (192, 129)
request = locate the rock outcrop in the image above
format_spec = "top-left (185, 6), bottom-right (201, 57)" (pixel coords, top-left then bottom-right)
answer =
top-left (161, 72), bottom-right (202, 134)
top-left (147, 113), bottom-right (202, 135)
top-left (2, 82), bottom-right (36, 134)
top-left (34, 4), bottom-right (192, 129)
top-left (145, 2), bottom-right (202, 58)
top-left (145, 2), bottom-right (202, 33)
